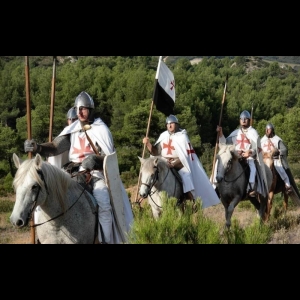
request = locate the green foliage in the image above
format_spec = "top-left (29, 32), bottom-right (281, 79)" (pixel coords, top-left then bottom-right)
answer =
top-left (223, 218), bottom-right (272, 244)
top-left (0, 199), bottom-right (14, 212)
top-left (1, 55), bottom-right (300, 194)
top-left (128, 194), bottom-right (223, 244)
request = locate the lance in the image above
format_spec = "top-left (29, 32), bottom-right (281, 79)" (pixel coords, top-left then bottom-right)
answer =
top-left (250, 102), bottom-right (254, 126)
top-left (49, 56), bottom-right (57, 142)
top-left (25, 56), bottom-right (35, 244)
top-left (210, 74), bottom-right (228, 184)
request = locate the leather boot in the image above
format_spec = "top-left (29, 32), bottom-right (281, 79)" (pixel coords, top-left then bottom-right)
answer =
top-left (184, 191), bottom-right (195, 201)
top-left (248, 183), bottom-right (256, 198)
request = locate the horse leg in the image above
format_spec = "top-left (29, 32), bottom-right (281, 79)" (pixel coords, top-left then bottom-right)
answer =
top-left (257, 195), bottom-right (268, 223)
top-left (266, 191), bottom-right (274, 221)
top-left (283, 192), bottom-right (289, 216)
top-left (225, 196), bottom-right (240, 229)
top-left (148, 196), bottom-right (161, 220)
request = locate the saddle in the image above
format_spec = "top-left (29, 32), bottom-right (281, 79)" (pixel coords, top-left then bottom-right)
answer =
top-left (63, 161), bottom-right (98, 194)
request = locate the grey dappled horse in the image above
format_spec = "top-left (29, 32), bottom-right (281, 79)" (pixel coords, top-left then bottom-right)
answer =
top-left (10, 153), bottom-right (98, 244)
top-left (216, 144), bottom-right (273, 229)
top-left (138, 156), bottom-right (183, 219)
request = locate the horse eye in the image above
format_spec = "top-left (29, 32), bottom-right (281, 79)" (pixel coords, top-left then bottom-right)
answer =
top-left (32, 184), bottom-right (39, 190)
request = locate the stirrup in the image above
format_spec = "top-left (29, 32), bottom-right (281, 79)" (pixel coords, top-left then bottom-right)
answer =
top-left (285, 185), bottom-right (292, 195)
top-left (248, 189), bottom-right (256, 197)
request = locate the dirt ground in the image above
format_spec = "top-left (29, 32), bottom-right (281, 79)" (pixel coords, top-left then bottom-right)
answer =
top-left (4, 187), bottom-right (300, 244)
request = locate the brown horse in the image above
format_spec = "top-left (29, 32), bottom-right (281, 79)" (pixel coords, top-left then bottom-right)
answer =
top-left (263, 150), bottom-right (292, 220)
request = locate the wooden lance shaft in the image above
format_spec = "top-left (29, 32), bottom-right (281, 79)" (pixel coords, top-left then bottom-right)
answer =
top-left (210, 74), bottom-right (228, 184)
top-left (25, 56), bottom-right (35, 244)
top-left (49, 56), bottom-right (57, 142)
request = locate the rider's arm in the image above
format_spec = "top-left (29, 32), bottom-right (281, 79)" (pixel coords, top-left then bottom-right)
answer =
top-left (25, 135), bottom-right (71, 157)
top-left (278, 140), bottom-right (288, 157)
top-left (143, 137), bottom-right (159, 156)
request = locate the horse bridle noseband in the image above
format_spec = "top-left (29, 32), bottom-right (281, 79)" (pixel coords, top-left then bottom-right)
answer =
top-left (140, 165), bottom-right (172, 208)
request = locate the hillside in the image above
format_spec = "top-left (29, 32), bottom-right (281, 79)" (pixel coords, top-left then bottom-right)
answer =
top-left (2, 56), bottom-right (300, 69)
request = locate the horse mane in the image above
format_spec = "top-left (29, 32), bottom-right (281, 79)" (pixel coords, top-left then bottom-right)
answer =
top-left (263, 151), bottom-right (275, 169)
top-left (142, 156), bottom-right (167, 170)
top-left (13, 158), bottom-right (75, 212)
top-left (218, 143), bottom-right (238, 160)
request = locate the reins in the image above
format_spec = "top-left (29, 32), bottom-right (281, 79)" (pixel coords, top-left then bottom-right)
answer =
top-left (224, 163), bottom-right (248, 183)
top-left (30, 169), bottom-right (87, 228)
top-left (138, 163), bottom-right (179, 208)
top-left (218, 150), bottom-right (248, 183)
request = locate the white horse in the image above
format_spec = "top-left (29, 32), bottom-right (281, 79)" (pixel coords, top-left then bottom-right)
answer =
top-left (138, 156), bottom-right (183, 219)
top-left (10, 153), bottom-right (98, 244)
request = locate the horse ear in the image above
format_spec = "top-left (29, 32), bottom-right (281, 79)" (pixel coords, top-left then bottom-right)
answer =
top-left (138, 156), bottom-right (147, 165)
top-left (13, 153), bottom-right (23, 169)
top-left (34, 154), bottom-right (44, 168)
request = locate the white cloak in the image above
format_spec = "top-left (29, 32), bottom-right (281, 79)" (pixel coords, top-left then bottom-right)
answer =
top-left (48, 118), bottom-right (134, 244)
top-left (155, 130), bottom-right (220, 208)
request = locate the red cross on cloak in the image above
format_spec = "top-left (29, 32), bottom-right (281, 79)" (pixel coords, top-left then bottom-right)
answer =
top-left (170, 80), bottom-right (175, 91)
top-left (263, 139), bottom-right (274, 151)
top-left (236, 133), bottom-right (251, 150)
top-left (163, 139), bottom-right (175, 155)
top-left (187, 143), bottom-right (195, 160)
top-left (71, 136), bottom-right (93, 161)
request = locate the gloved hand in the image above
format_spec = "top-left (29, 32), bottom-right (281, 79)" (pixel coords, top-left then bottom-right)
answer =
top-left (273, 149), bottom-right (280, 158)
top-left (82, 154), bottom-right (104, 171)
top-left (24, 139), bottom-right (39, 153)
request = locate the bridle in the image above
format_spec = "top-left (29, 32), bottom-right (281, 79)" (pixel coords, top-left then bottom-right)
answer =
top-left (29, 169), bottom-right (86, 228)
top-left (139, 164), bottom-right (171, 208)
top-left (218, 150), bottom-right (248, 183)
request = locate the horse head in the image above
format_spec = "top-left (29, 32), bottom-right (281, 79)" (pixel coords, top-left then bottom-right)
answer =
top-left (138, 156), bottom-right (160, 199)
top-left (216, 144), bottom-right (238, 183)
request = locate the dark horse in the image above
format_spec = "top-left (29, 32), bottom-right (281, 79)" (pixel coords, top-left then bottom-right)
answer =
top-left (216, 144), bottom-right (273, 228)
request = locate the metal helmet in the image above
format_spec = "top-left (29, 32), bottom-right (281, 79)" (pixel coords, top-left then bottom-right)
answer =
top-left (74, 91), bottom-right (94, 109)
top-left (166, 114), bottom-right (179, 124)
top-left (66, 107), bottom-right (78, 120)
top-left (239, 110), bottom-right (251, 120)
top-left (266, 123), bottom-right (274, 130)
top-left (266, 123), bottom-right (275, 136)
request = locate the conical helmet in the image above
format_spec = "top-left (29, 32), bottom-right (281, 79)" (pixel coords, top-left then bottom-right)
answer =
top-left (165, 114), bottom-right (179, 124)
top-left (239, 110), bottom-right (251, 120)
top-left (74, 91), bottom-right (94, 109)
top-left (266, 123), bottom-right (274, 130)
top-left (66, 107), bottom-right (78, 120)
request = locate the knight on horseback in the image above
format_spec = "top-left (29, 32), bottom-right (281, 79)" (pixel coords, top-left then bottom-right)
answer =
top-left (261, 123), bottom-right (300, 198)
top-left (214, 110), bottom-right (269, 199)
top-left (142, 114), bottom-right (220, 208)
top-left (24, 91), bottom-right (133, 244)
